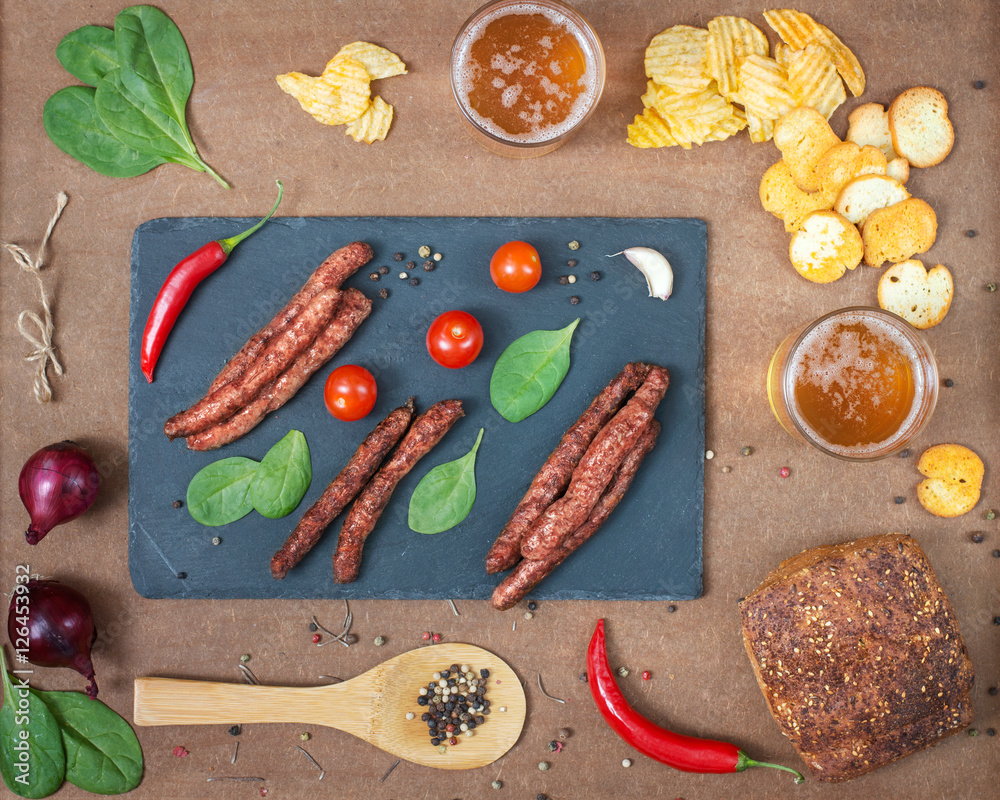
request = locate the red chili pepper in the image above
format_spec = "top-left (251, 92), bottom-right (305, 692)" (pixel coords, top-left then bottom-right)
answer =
top-left (586, 619), bottom-right (804, 783)
top-left (140, 180), bottom-right (284, 383)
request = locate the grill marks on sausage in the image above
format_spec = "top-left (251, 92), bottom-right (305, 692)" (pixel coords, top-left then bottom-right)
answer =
top-left (164, 287), bottom-right (343, 439)
top-left (491, 420), bottom-right (660, 610)
top-left (484, 362), bottom-right (652, 574)
top-left (209, 242), bottom-right (373, 392)
top-left (519, 365), bottom-right (669, 561)
top-left (270, 397), bottom-right (416, 580)
top-left (185, 289), bottom-right (373, 451)
top-left (333, 399), bottom-right (465, 584)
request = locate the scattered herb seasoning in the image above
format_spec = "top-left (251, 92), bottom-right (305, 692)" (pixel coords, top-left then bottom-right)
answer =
top-left (989, 283), bottom-right (997, 293)
top-left (568, 241), bottom-right (580, 250)
top-left (407, 261), bottom-right (416, 269)
top-left (393, 252), bottom-right (404, 261)
top-left (618, 667), bottom-right (629, 678)
top-left (379, 288), bottom-right (389, 299)
top-left (567, 259), bottom-right (578, 268)
top-left (378, 265), bottom-right (389, 275)
top-left (966, 230), bottom-right (977, 238)
top-left (172, 499), bottom-right (183, 508)
top-left (449, 599), bottom-right (460, 616)
top-left (240, 654), bottom-right (251, 663)
top-left (741, 446), bottom-right (752, 456)
top-left (419, 246), bottom-right (431, 258)
top-left (492, 780), bottom-right (503, 789)
top-left (412, 665), bottom-right (491, 750)
top-left (570, 296), bottom-right (580, 305)
top-left (548, 740), bottom-right (562, 752)
top-left (971, 532), bottom-right (985, 543)
top-left (524, 611), bottom-right (533, 620)
top-left (974, 80), bottom-right (986, 89)
top-left (894, 496), bottom-right (905, 505)
top-left (173, 746), bottom-right (188, 757)
top-left (779, 466), bottom-right (790, 478)
top-left (369, 272), bottom-right (380, 281)
top-left (409, 277), bottom-right (420, 286)
top-left (229, 725), bottom-right (241, 736)
top-left (374, 636), bottom-right (386, 646)
top-left (424, 260), bottom-right (435, 271)
top-left (558, 275), bottom-right (569, 285)
top-left (944, 378), bottom-right (955, 388)
top-left (969, 728), bottom-right (979, 736)
top-left (590, 271), bottom-right (601, 281)
top-left (537, 674), bottom-right (566, 704)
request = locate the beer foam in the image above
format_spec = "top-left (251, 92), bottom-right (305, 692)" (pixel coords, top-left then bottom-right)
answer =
top-left (787, 310), bottom-right (926, 457)
top-left (453, 2), bottom-right (600, 144)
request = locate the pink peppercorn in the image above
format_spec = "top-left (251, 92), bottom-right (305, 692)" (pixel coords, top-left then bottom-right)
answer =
top-left (449, 736), bottom-right (458, 746)
top-left (173, 746), bottom-right (188, 757)
top-left (422, 631), bottom-right (431, 640)
top-left (432, 633), bottom-right (442, 643)
top-left (312, 633), bottom-right (321, 644)
top-left (779, 466), bottom-right (790, 478)
top-left (642, 670), bottom-right (652, 681)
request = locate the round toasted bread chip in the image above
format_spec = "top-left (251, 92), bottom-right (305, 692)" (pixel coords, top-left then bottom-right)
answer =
top-left (834, 174), bottom-right (910, 227)
top-left (789, 210), bottom-right (863, 283)
top-left (846, 102), bottom-right (897, 160)
top-left (917, 444), bottom-right (984, 518)
top-left (774, 107), bottom-right (841, 192)
top-left (760, 159), bottom-right (834, 232)
top-left (889, 87), bottom-right (954, 168)
top-left (862, 198), bottom-right (937, 267)
top-left (877, 259), bottom-right (953, 329)
top-left (816, 142), bottom-right (887, 203)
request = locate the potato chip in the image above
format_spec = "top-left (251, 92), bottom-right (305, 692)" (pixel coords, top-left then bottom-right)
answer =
top-left (763, 9), bottom-right (865, 97)
top-left (737, 54), bottom-right (795, 121)
top-left (706, 16), bottom-right (769, 99)
top-left (335, 41), bottom-right (407, 80)
top-left (277, 55), bottom-right (371, 126)
top-left (346, 95), bottom-right (393, 143)
top-left (641, 80), bottom-right (659, 109)
top-left (645, 26), bottom-right (711, 93)
top-left (787, 43), bottom-right (846, 120)
top-left (655, 85), bottom-right (734, 147)
top-left (745, 110), bottom-right (775, 143)
top-left (627, 107), bottom-right (678, 148)
top-left (773, 42), bottom-right (796, 67)
top-left (704, 104), bottom-right (748, 142)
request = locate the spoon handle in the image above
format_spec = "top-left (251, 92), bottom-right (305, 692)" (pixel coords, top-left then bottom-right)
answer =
top-left (134, 678), bottom-right (360, 732)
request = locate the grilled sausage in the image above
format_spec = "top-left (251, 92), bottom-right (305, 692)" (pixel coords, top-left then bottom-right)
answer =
top-left (333, 399), bottom-right (464, 584)
top-left (164, 287), bottom-right (342, 439)
top-left (491, 420), bottom-right (660, 610)
top-left (485, 362), bottom-right (651, 574)
top-left (519, 365), bottom-right (669, 561)
top-left (185, 289), bottom-right (372, 451)
top-left (209, 242), bottom-right (372, 392)
top-left (270, 397), bottom-right (415, 580)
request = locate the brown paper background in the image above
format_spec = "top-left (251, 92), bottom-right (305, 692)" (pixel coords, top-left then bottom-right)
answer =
top-left (1, 1), bottom-right (998, 797)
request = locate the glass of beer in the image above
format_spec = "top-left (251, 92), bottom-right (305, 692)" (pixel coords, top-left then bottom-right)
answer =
top-left (450, 0), bottom-right (606, 157)
top-left (767, 307), bottom-right (938, 461)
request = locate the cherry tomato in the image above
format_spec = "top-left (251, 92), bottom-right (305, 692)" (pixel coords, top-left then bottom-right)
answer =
top-left (324, 365), bottom-right (377, 421)
top-left (426, 310), bottom-right (484, 369)
top-left (490, 240), bottom-right (542, 293)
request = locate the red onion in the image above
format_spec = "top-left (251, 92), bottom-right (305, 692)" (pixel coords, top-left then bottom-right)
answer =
top-left (19, 441), bottom-right (100, 544)
top-left (7, 579), bottom-right (99, 698)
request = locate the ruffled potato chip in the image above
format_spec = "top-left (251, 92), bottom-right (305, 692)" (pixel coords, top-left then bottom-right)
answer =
top-left (627, 107), bottom-right (678, 148)
top-left (277, 55), bottom-right (371, 126)
top-left (737, 54), bottom-right (796, 121)
top-left (335, 41), bottom-right (407, 80)
top-left (745, 110), bottom-right (775, 143)
top-left (645, 26), bottom-right (711, 93)
top-left (763, 8), bottom-right (865, 96)
top-left (346, 95), bottom-right (394, 143)
top-left (655, 85), bottom-right (734, 148)
top-left (787, 43), bottom-right (846, 120)
top-left (705, 104), bottom-right (748, 142)
top-left (706, 16), bottom-right (769, 99)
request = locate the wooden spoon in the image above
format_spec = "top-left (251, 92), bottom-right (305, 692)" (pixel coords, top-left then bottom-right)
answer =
top-left (134, 643), bottom-right (525, 770)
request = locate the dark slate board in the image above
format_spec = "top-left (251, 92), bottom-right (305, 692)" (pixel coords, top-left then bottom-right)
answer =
top-left (129, 217), bottom-right (705, 600)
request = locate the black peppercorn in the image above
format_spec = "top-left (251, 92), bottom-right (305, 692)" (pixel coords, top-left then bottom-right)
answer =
top-left (994, 617), bottom-right (1000, 626)
top-left (172, 499), bottom-right (183, 509)
top-left (176, 572), bottom-right (187, 579)
top-left (967, 230), bottom-right (977, 238)
top-left (989, 686), bottom-right (998, 696)
top-left (538, 793), bottom-right (549, 800)
top-left (378, 265), bottom-right (390, 275)
top-left (424, 260), bottom-right (435, 271)
top-left (229, 725), bottom-right (241, 736)
top-left (894, 496), bottom-right (905, 505)
top-left (972, 532), bottom-right (985, 543)
top-left (369, 272), bottom-right (380, 281)
top-left (668, 604), bottom-right (677, 613)
top-left (993, 550), bottom-right (1000, 558)
top-left (974, 80), bottom-right (986, 89)
top-left (417, 696), bottom-right (428, 706)
top-left (567, 259), bottom-right (578, 268)
top-left (406, 261), bottom-right (416, 269)
top-left (409, 277), bottom-right (420, 286)
top-left (899, 449), bottom-right (910, 458)
top-left (989, 728), bottom-right (996, 737)
top-left (590, 271), bottom-right (601, 281)
top-left (569, 295), bottom-right (580, 305)
top-left (393, 252), bottom-right (404, 261)
top-left (308, 622), bottom-right (317, 632)
top-left (944, 378), bottom-right (955, 388)
top-left (480, 669), bottom-right (490, 678)
top-left (558, 275), bottom-right (569, 285)
top-left (579, 672), bottom-right (588, 682)
top-left (431, 737), bottom-right (440, 746)
top-left (378, 288), bottom-right (389, 299)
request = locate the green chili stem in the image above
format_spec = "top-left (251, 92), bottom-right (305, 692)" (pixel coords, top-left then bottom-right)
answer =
top-left (218, 180), bottom-right (284, 254)
top-left (736, 751), bottom-right (805, 784)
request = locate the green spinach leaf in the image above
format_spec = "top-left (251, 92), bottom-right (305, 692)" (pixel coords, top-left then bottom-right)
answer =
top-left (490, 319), bottom-right (580, 423)
top-left (187, 457), bottom-right (259, 527)
top-left (29, 689), bottom-right (142, 795)
top-left (250, 431), bottom-right (311, 519)
top-left (111, 6), bottom-right (226, 187)
top-left (0, 650), bottom-right (66, 799)
top-left (408, 429), bottom-right (484, 534)
top-left (56, 25), bottom-right (119, 87)
top-left (44, 87), bottom-right (165, 178)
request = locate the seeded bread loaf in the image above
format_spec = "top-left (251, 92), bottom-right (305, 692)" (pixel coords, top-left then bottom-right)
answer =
top-left (739, 533), bottom-right (974, 782)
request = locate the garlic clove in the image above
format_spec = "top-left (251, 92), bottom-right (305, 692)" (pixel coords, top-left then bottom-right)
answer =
top-left (608, 247), bottom-right (674, 300)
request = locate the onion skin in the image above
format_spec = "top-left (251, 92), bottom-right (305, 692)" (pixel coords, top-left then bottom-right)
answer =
top-left (19, 440), bottom-right (100, 544)
top-left (7, 579), bottom-right (99, 699)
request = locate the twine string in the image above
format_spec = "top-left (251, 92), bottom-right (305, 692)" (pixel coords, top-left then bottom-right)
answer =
top-left (3, 192), bottom-right (68, 403)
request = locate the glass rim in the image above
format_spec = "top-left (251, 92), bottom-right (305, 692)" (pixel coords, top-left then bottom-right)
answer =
top-left (780, 306), bottom-right (939, 462)
top-left (449, 0), bottom-right (607, 150)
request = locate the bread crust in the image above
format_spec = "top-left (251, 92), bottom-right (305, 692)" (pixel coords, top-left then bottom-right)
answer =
top-left (739, 533), bottom-right (974, 782)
